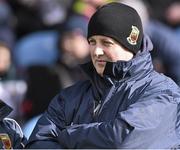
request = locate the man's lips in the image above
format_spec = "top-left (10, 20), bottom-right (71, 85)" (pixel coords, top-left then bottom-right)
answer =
top-left (97, 59), bottom-right (106, 62)
top-left (96, 59), bottom-right (107, 65)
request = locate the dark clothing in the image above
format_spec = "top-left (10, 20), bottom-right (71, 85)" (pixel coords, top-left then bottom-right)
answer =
top-left (22, 65), bottom-right (61, 120)
top-left (0, 101), bottom-right (27, 149)
top-left (27, 35), bottom-right (180, 149)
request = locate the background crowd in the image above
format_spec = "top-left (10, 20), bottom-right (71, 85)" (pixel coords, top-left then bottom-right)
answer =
top-left (0, 0), bottom-right (180, 139)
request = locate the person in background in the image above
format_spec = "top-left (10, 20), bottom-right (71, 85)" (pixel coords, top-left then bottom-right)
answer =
top-left (7, 0), bottom-right (71, 39)
top-left (26, 2), bottom-right (180, 149)
top-left (0, 42), bottom-right (27, 120)
top-left (56, 14), bottom-right (90, 88)
top-left (143, 0), bottom-right (180, 28)
top-left (0, 0), bottom-right (27, 121)
top-left (0, 42), bottom-right (16, 81)
top-left (0, 99), bottom-right (27, 149)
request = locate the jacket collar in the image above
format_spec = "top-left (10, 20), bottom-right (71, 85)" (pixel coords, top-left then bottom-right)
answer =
top-left (0, 100), bottom-right (12, 121)
top-left (81, 35), bottom-right (153, 83)
top-left (80, 35), bottom-right (154, 98)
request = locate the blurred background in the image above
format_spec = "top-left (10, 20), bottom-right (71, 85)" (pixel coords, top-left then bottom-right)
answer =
top-left (0, 0), bottom-right (180, 139)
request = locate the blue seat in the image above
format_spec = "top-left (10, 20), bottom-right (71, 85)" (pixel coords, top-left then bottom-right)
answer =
top-left (14, 30), bottom-right (59, 68)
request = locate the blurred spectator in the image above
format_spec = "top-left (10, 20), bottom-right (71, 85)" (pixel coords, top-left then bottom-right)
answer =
top-left (38, 0), bottom-right (69, 26)
top-left (0, 43), bottom-right (14, 80)
top-left (147, 21), bottom-right (180, 85)
top-left (20, 14), bottom-right (90, 121)
top-left (0, 0), bottom-right (15, 49)
top-left (143, 0), bottom-right (180, 28)
top-left (21, 65), bottom-right (61, 121)
top-left (7, 0), bottom-right (73, 38)
top-left (56, 14), bottom-right (90, 88)
top-left (166, 2), bottom-right (180, 26)
top-left (0, 42), bottom-right (27, 120)
top-left (0, 0), bottom-right (26, 119)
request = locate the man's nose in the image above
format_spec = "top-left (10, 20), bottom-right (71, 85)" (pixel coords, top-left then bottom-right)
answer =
top-left (94, 47), bottom-right (104, 57)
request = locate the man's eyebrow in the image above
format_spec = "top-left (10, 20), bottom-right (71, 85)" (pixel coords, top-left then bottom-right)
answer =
top-left (88, 38), bottom-right (95, 41)
top-left (101, 38), bottom-right (114, 43)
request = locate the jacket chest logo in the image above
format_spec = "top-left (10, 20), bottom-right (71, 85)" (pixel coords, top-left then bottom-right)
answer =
top-left (0, 134), bottom-right (12, 149)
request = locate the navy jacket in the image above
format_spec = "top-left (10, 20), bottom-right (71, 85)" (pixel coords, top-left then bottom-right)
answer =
top-left (0, 100), bottom-right (27, 149)
top-left (27, 36), bottom-right (180, 149)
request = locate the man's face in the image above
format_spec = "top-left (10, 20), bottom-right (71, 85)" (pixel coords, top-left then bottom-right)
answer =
top-left (88, 35), bottom-right (133, 76)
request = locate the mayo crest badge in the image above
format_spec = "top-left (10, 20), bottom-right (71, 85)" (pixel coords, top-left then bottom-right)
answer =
top-left (0, 134), bottom-right (12, 149)
top-left (127, 25), bottom-right (139, 45)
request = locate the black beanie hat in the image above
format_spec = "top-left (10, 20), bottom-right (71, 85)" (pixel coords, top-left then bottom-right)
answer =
top-left (87, 2), bottom-right (143, 54)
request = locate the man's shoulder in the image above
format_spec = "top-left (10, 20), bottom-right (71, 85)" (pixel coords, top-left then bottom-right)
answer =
top-left (143, 71), bottom-right (180, 101)
top-left (152, 72), bottom-right (179, 89)
top-left (50, 80), bottom-right (92, 106)
top-left (61, 80), bottom-right (91, 94)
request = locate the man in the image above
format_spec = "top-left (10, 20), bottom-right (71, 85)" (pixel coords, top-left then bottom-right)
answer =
top-left (26, 2), bottom-right (180, 148)
top-left (0, 99), bottom-right (27, 149)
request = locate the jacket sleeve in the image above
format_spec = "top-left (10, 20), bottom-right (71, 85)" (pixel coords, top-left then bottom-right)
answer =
top-left (26, 94), bottom-right (66, 149)
top-left (58, 117), bottom-right (132, 148)
top-left (57, 96), bottom-right (179, 149)
top-left (3, 118), bottom-right (27, 149)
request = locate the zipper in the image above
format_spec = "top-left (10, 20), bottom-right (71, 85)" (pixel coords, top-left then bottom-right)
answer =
top-left (95, 84), bottom-right (117, 116)
top-left (93, 100), bottom-right (102, 116)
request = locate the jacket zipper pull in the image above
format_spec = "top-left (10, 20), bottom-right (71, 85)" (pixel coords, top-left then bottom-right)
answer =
top-left (94, 100), bottom-right (102, 115)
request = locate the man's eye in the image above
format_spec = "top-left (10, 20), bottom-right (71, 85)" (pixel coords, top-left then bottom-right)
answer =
top-left (103, 41), bottom-right (113, 46)
top-left (88, 40), bottom-right (96, 45)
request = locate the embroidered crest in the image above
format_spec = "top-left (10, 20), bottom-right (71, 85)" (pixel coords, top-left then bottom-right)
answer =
top-left (127, 25), bottom-right (140, 45)
top-left (0, 134), bottom-right (12, 149)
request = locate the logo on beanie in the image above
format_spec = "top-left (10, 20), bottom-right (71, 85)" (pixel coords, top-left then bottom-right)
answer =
top-left (127, 25), bottom-right (139, 45)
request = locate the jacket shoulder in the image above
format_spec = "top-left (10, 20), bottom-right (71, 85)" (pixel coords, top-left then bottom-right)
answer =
top-left (60, 80), bottom-right (91, 98)
top-left (2, 118), bottom-right (27, 148)
top-left (147, 72), bottom-right (180, 99)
